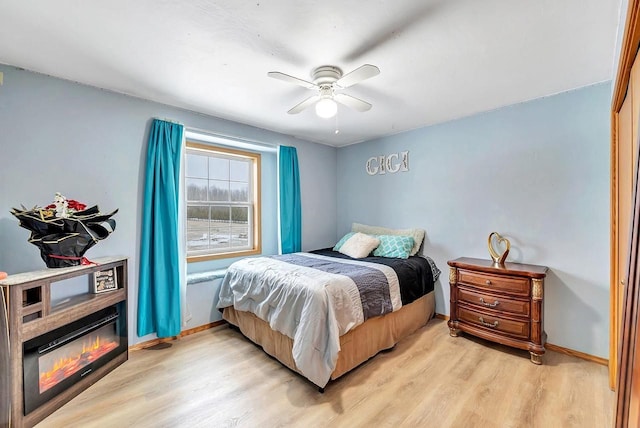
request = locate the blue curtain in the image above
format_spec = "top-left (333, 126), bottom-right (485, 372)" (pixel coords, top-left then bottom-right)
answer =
top-left (137, 119), bottom-right (183, 338)
top-left (279, 146), bottom-right (302, 254)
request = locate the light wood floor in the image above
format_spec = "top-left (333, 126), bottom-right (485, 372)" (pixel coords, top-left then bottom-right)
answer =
top-left (37, 319), bottom-right (613, 428)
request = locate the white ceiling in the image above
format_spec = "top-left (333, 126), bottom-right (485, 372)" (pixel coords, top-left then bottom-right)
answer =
top-left (0, 0), bottom-right (622, 147)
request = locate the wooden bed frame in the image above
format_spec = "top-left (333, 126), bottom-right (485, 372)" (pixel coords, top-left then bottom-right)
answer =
top-left (222, 291), bottom-right (435, 388)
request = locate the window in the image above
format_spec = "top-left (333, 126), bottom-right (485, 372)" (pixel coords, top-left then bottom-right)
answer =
top-left (185, 141), bottom-right (261, 262)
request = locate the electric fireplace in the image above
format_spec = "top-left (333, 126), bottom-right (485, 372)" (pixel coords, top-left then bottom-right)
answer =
top-left (0, 256), bottom-right (128, 427)
top-left (22, 302), bottom-right (127, 414)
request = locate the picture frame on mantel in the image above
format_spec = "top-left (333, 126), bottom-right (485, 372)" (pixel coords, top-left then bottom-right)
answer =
top-left (92, 268), bottom-right (117, 293)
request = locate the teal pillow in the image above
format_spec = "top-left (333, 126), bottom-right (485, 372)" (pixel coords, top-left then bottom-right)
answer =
top-left (373, 235), bottom-right (415, 259)
top-left (333, 232), bottom-right (356, 251)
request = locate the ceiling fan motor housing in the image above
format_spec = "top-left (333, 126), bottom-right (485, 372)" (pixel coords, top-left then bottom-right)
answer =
top-left (312, 65), bottom-right (343, 86)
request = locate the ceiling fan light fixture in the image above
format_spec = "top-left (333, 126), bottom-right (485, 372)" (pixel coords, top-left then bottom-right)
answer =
top-left (315, 98), bottom-right (337, 118)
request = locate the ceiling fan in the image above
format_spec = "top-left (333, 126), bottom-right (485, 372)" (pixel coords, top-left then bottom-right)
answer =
top-left (267, 64), bottom-right (380, 118)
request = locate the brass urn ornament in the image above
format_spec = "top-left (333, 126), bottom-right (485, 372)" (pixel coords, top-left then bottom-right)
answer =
top-left (488, 232), bottom-right (510, 265)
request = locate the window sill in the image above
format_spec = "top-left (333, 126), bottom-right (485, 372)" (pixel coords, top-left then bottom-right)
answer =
top-left (186, 269), bottom-right (227, 286)
top-left (187, 247), bottom-right (261, 263)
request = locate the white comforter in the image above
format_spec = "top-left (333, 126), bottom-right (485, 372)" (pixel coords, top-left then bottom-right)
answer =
top-left (216, 252), bottom-right (401, 387)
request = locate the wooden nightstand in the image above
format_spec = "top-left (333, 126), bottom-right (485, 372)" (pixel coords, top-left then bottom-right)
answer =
top-left (447, 257), bottom-right (548, 364)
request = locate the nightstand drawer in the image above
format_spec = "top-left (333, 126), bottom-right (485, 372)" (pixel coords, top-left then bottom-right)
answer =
top-left (458, 287), bottom-right (530, 317)
top-left (458, 270), bottom-right (530, 297)
top-left (458, 306), bottom-right (529, 340)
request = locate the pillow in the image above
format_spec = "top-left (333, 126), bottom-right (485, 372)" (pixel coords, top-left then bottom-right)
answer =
top-left (333, 232), bottom-right (356, 251)
top-left (352, 223), bottom-right (425, 256)
top-left (373, 235), bottom-right (415, 259)
top-left (338, 232), bottom-right (380, 259)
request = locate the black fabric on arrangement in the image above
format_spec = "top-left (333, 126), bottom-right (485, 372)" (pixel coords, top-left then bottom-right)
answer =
top-left (11, 206), bottom-right (118, 268)
top-left (309, 248), bottom-right (436, 306)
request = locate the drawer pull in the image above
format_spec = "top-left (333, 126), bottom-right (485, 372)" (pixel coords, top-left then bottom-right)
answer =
top-left (478, 317), bottom-right (499, 328)
top-left (485, 280), bottom-right (492, 285)
top-left (479, 297), bottom-right (499, 308)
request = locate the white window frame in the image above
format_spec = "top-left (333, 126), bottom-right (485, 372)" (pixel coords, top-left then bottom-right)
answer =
top-left (185, 141), bottom-right (261, 262)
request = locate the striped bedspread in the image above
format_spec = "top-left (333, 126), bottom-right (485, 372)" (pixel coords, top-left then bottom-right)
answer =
top-left (217, 252), bottom-right (410, 388)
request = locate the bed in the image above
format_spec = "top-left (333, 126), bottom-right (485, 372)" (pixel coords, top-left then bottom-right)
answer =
top-left (217, 227), bottom-right (440, 389)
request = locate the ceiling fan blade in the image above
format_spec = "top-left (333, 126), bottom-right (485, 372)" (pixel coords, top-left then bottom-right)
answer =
top-left (287, 95), bottom-right (321, 114)
top-left (334, 93), bottom-right (372, 112)
top-left (335, 64), bottom-right (380, 88)
top-left (267, 71), bottom-right (317, 89)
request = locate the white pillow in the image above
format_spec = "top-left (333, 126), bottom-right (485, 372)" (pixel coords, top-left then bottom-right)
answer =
top-left (351, 223), bottom-right (425, 256)
top-left (338, 232), bottom-right (380, 259)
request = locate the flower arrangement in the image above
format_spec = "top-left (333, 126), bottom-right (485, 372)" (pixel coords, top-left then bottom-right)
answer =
top-left (11, 193), bottom-right (118, 268)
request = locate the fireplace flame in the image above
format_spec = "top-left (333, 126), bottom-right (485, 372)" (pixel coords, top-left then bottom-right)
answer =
top-left (39, 334), bottom-right (118, 393)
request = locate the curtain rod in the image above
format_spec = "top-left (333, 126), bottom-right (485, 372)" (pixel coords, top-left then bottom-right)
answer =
top-left (154, 117), bottom-right (184, 126)
top-left (185, 126), bottom-right (278, 150)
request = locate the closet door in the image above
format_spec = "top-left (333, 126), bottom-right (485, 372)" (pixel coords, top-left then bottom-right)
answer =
top-left (616, 113), bottom-right (640, 426)
top-left (613, 1), bottom-right (640, 423)
top-left (619, 92), bottom-right (633, 332)
top-left (612, 77), bottom-right (636, 391)
top-left (612, 7), bottom-right (640, 388)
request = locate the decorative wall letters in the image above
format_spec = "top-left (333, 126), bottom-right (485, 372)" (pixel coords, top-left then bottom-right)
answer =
top-left (365, 151), bottom-right (409, 175)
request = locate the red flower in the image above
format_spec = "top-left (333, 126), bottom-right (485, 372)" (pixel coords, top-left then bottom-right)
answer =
top-left (67, 200), bottom-right (87, 211)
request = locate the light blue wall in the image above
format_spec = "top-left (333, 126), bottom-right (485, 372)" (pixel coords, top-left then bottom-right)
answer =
top-left (0, 65), bottom-right (337, 344)
top-left (336, 83), bottom-right (611, 358)
top-left (0, 63), bottom-right (612, 358)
